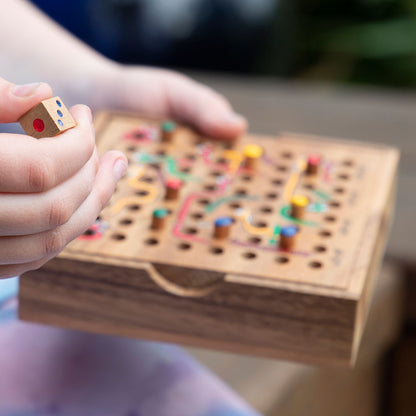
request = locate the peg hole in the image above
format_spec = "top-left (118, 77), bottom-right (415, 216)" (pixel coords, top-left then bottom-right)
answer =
top-left (198, 198), bottom-right (210, 206)
top-left (249, 236), bottom-right (262, 244)
top-left (178, 242), bottom-right (192, 251)
top-left (314, 245), bottom-right (327, 253)
top-left (210, 247), bottom-right (224, 255)
top-left (111, 233), bottom-right (126, 241)
top-left (127, 204), bottom-right (141, 211)
top-left (119, 218), bottom-right (133, 226)
top-left (338, 173), bottom-right (350, 181)
top-left (229, 202), bottom-right (241, 209)
top-left (329, 201), bottom-right (341, 208)
top-left (235, 188), bottom-right (247, 196)
top-left (145, 238), bottom-right (159, 246)
top-left (266, 192), bottom-right (278, 199)
top-left (309, 261), bottom-right (323, 269)
top-left (191, 212), bottom-right (204, 220)
top-left (271, 178), bottom-right (283, 186)
top-left (276, 256), bottom-right (289, 264)
top-left (135, 190), bottom-right (149, 197)
top-left (260, 206), bottom-right (273, 214)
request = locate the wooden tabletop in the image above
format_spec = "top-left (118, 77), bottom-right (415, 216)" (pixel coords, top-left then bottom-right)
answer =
top-left (193, 73), bottom-right (416, 265)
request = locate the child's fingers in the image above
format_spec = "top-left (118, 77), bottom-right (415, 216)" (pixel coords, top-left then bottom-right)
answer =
top-left (0, 150), bottom-right (99, 236)
top-left (0, 256), bottom-right (54, 280)
top-left (0, 151), bottom-right (127, 265)
top-left (51, 150), bottom-right (128, 242)
top-left (0, 77), bottom-right (53, 123)
top-left (114, 68), bottom-right (247, 141)
top-left (165, 74), bottom-right (248, 141)
top-left (0, 105), bottom-right (95, 193)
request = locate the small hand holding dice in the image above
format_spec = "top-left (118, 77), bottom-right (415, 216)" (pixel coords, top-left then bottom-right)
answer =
top-left (19, 96), bottom-right (76, 138)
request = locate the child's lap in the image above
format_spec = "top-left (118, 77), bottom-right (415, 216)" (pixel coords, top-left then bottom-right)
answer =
top-left (0, 278), bottom-right (258, 416)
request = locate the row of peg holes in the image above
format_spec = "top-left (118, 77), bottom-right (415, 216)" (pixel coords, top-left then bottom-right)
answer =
top-left (131, 236), bottom-right (324, 269)
top-left (109, 214), bottom-right (326, 269)
top-left (115, 198), bottom-right (335, 245)
top-left (125, 142), bottom-right (354, 179)
top-left (116, 216), bottom-right (328, 251)
top-left (127, 163), bottom-right (349, 207)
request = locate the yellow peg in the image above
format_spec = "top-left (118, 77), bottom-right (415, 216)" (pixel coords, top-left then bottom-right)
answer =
top-left (290, 194), bottom-right (309, 219)
top-left (243, 144), bottom-right (263, 169)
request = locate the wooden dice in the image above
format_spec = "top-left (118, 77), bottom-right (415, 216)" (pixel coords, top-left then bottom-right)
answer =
top-left (19, 96), bottom-right (76, 138)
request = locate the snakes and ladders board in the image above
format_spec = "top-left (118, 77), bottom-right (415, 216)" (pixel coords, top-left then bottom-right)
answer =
top-left (19, 112), bottom-right (399, 366)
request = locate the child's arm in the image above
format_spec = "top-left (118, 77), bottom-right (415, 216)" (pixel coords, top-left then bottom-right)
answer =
top-left (0, 77), bottom-right (127, 279)
top-left (1, 0), bottom-right (246, 141)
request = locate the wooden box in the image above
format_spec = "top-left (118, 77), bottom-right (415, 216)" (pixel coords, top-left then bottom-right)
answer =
top-left (18, 112), bottom-right (399, 366)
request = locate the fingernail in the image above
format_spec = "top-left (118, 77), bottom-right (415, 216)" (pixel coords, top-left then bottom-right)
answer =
top-left (113, 158), bottom-right (128, 181)
top-left (86, 107), bottom-right (93, 124)
top-left (12, 82), bottom-right (42, 97)
top-left (223, 112), bottom-right (247, 126)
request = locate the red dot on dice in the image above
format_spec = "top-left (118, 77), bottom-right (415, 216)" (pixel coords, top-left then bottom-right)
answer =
top-left (33, 118), bottom-right (45, 132)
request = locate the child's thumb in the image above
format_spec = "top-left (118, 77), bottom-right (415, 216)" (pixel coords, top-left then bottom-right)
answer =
top-left (0, 77), bottom-right (53, 123)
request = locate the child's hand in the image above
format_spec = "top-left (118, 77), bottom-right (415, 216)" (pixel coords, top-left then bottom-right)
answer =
top-left (96, 65), bottom-right (247, 141)
top-left (0, 78), bottom-right (127, 279)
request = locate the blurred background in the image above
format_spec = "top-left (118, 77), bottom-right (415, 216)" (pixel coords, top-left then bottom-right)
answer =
top-left (31, 1), bottom-right (416, 415)
top-left (34, 0), bottom-right (416, 89)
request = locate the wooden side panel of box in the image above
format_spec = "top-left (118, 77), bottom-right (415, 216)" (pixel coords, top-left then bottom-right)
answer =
top-left (18, 257), bottom-right (357, 366)
top-left (351, 172), bottom-right (398, 361)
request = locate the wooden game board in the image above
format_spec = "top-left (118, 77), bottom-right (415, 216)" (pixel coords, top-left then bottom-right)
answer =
top-left (18, 112), bottom-right (399, 366)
